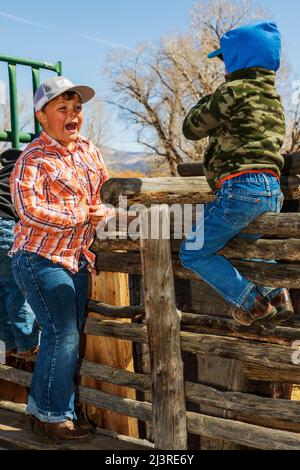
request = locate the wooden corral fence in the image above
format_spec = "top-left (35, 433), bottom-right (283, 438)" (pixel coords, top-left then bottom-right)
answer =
top-left (1, 152), bottom-right (300, 450)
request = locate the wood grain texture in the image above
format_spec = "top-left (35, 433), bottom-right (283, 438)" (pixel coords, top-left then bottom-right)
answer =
top-left (101, 175), bottom-right (300, 206)
top-left (95, 251), bottom-right (300, 289)
top-left (140, 206), bottom-right (187, 449)
top-left (0, 407), bottom-right (150, 450)
top-left (82, 271), bottom-right (138, 437)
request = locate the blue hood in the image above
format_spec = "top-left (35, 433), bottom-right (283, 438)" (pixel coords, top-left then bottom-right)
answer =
top-left (208, 21), bottom-right (281, 74)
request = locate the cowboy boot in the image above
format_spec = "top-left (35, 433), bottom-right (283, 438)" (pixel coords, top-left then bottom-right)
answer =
top-left (269, 288), bottom-right (294, 323)
top-left (30, 415), bottom-right (93, 441)
top-left (232, 292), bottom-right (277, 327)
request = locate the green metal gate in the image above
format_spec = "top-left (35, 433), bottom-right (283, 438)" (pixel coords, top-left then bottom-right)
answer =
top-left (0, 54), bottom-right (62, 149)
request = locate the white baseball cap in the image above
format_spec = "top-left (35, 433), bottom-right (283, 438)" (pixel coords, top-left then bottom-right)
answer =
top-left (34, 76), bottom-right (95, 111)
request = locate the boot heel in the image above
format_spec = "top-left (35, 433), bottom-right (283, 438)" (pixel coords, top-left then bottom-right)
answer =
top-left (30, 416), bottom-right (47, 436)
top-left (255, 306), bottom-right (277, 324)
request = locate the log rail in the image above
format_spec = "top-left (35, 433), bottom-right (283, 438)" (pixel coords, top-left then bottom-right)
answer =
top-left (1, 152), bottom-right (300, 450)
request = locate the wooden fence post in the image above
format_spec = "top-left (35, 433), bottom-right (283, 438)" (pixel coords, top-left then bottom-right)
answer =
top-left (82, 271), bottom-right (139, 437)
top-left (140, 205), bottom-right (187, 450)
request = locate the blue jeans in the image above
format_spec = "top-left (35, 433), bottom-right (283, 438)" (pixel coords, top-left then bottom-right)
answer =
top-left (11, 251), bottom-right (89, 423)
top-left (179, 173), bottom-right (284, 310)
top-left (0, 218), bottom-right (39, 352)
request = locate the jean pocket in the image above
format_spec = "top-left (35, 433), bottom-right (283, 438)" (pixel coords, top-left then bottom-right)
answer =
top-left (220, 194), bottom-right (261, 228)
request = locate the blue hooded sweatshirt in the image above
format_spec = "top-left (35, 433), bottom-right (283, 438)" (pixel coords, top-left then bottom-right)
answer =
top-left (208, 20), bottom-right (281, 74)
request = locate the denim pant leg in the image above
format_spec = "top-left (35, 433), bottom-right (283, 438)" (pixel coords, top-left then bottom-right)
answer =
top-left (12, 251), bottom-right (89, 423)
top-left (238, 232), bottom-right (281, 299)
top-left (238, 185), bottom-right (284, 299)
top-left (179, 173), bottom-right (283, 309)
top-left (179, 195), bottom-right (256, 308)
top-left (0, 272), bottom-right (15, 351)
top-left (0, 219), bottom-right (39, 352)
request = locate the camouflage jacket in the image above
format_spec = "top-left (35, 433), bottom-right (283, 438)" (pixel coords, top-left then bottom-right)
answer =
top-left (182, 67), bottom-right (285, 192)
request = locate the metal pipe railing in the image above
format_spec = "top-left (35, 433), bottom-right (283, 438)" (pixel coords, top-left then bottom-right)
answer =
top-left (0, 54), bottom-right (62, 149)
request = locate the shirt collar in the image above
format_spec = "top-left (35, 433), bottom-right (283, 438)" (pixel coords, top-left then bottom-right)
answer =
top-left (40, 131), bottom-right (85, 156)
top-left (225, 67), bottom-right (276, 84)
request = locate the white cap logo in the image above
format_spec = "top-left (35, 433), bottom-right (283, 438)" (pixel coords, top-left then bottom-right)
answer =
top-left (56, 78), bottom-right (74, 89)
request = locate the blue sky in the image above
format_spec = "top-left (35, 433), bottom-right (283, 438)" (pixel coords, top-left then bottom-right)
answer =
top-left (0, 0), bottom-right (299, 151)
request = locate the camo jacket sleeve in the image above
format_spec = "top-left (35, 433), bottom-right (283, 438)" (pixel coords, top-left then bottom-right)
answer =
top-left (182, 85), bottom-right (235, 140)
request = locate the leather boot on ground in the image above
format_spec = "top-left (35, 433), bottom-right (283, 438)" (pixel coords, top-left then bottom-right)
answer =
top-left (30, 415), bottom-right (93, 441)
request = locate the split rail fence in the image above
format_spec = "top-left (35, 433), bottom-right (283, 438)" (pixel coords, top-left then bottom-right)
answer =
top-left (1, 152), bottom-right (300, 449)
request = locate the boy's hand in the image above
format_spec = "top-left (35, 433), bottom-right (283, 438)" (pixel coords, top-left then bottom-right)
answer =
top-left (88, 205), bottom-right (116, 229)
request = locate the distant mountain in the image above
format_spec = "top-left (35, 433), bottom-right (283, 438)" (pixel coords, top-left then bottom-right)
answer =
top-left (101, 146), bottom-right (154, 175)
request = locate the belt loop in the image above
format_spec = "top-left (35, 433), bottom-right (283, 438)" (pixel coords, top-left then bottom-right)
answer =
top-left (227, 179), bottom-right (232, 196)
top-left (262, 173), bottom-right (271, 193)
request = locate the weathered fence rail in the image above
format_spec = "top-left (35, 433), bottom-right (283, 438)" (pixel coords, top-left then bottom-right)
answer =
top-left (1, 152), bottom-right (300, 450)
top-left (101, 153), bottom-right (300, 208)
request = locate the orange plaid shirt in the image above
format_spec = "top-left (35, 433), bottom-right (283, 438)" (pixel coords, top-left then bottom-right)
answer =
top-left (9, 131), bottom-right (109, 273)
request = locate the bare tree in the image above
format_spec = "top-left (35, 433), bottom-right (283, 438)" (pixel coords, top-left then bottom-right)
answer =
top-left (105, 0), bottom-right (267, 175)
top-left (105, 35), bottom-right (219, 175)
top-left (84, 98), bottom-right (111, 151)
top-left (0, 93), bottom-right (34, 154)
top-left (279, 76), bottom-right (300, 154)
top-left (191, 0), bottom-right (259, 44)
top-left (284, 101), bottom-right (300, 153)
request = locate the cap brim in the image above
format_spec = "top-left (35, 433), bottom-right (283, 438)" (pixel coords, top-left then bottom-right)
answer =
top-left (207, 48), bottom-right (222, 59)
top-left (67, 85), bottom-right (95, 104)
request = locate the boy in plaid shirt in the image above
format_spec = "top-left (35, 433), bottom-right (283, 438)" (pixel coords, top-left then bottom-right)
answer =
top-left (10, 76), bottom-right (113, 440)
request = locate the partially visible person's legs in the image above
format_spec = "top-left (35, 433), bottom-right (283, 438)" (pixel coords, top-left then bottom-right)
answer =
top-left (74, 256), bottom-right (90, 331)
top-left (179, 173), bottom-right (285, 326)
top-left (12, 251), bottom-right (89, 424)
top-left (0, 275), bottom-right (15, 353)
top-left (0, 218), bottom-right (39, 354)
top-left (237, 232), bottom-right (281, 299)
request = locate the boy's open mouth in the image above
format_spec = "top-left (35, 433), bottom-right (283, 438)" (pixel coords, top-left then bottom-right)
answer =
top-left (65, 122), bottom-right (77, 132)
